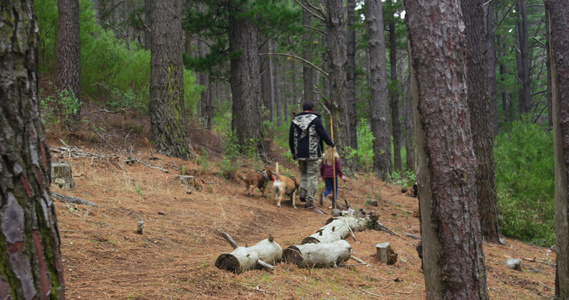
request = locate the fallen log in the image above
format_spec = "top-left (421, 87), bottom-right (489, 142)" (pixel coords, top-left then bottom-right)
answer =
top-left (215, 233), bottom-right (282, 274)
top-left (301, 215), bottom-right (373, 244)
top-left (52, 192), bottom-right (99, 207)
top-left (283, 240), bottom-right (352, 268)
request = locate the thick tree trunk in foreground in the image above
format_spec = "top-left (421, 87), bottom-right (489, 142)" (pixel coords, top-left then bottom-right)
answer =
top-left (461, 0), bottom-right (502, 244)
top-left (546, 0), bottom-right (569, 297)
top-left (150, 0), bottom-right (194, 160)
top-left (405, 0), bottom-right (488, 298)
top-left (366, 0), bottom-right (392, 180)
top-left (0, 1), bottom-right (65, 298)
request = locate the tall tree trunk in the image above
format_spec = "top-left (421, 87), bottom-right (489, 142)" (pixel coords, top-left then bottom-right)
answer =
top-left (197, 2), bottom-right (213, 129)
top-left (302, 6), bottom-right (315, 105)
top-left (144, 0), bottom-right (151, 50)
top-left (0, 1), bottom-right (65, 298)
top-left (546, 1), bottom-right (569, 297)
top-left (515, 0), bottom-right (531, 117)
top-left (325, 0), bottom-right (348, 157)
top-left (228, 0), bottom-right (267, 161)
top-left (462, 0), bottom-right (502, 244)
top-left (271, 40), bottom-right (283, 126)
top-left (150, 0), bottom-right (194, 160)
top-left (260, 37), bottom-right (274, 122)
top-left (56, 0), bottom-right (81, 125)
top-left (387, 0), bottom-right (401, 172)
top-left (124, 0), bottom-right (130, 50)
top-left (486, 2), bottom-right (498, 136)
top-left (366, 0), bottom-right (392, 180)
top-left (405, 0), bottom-right (489, 298)
top-left (403, 65), bottom-right (415, 171)
top-left (346, 0), bottom-right (358, 157)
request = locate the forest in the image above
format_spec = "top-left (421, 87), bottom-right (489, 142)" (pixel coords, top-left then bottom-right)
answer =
top-left (1, 0), bottom-right (569, 298)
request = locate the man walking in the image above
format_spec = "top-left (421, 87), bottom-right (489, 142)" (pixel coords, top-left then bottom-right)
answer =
top-left (289, 102), bottom-right (335, 208)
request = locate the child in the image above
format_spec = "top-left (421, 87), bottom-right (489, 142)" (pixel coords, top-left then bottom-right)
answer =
top-left (320, 146), bottom-right (346, 209)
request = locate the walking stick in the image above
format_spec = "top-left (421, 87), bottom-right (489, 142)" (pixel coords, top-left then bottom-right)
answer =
top-left (330, 113), bottom-right (337, 209)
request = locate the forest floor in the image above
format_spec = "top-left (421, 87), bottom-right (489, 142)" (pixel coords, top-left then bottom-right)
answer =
top-left (47, 104), bottom-right (556, 299)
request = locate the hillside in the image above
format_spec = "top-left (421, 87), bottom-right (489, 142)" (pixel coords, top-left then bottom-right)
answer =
top-left (48, 106), bottom-right (556, 299)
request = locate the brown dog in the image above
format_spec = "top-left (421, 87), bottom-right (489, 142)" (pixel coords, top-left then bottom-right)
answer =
top-left (238, 169), bottom-right (273, 197)
top-left (272, 162), bottom-right (299, 208)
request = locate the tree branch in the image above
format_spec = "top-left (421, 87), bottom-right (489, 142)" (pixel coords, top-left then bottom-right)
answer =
top-left (259, 53), bottom-right (328, 77)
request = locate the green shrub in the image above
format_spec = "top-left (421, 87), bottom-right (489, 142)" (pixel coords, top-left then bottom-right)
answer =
top-left (345, 118), bottom-right (376, 171)
top-left (494, 120), bottom-right (555, 246)
top-left (36, 0), bottom-right (200, 115)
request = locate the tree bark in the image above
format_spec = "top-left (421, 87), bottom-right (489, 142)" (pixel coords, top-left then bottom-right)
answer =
top-left (365, 0), bottom-right (392, 180)
top-left (260, 36), bottom-right (274, 122)
top-left (461, 0), bottom-right (502, 244)
top-left (0, 1), bottom-right (65, 297)
top-left (324, 0), bottom-right (348, 160)
top-left (144, 0), bottom-right (151, 50)
top-left (387, 0), bottom-right (401, 172)
top-left (546, 0), bottom-right (569, 297)
top-left (485, 2), bottom-right (498, 136)
top-left (56, 0), bottom-right (81, 124)
top-left (228, 0), bottom-right (267, 161)
top-left (302, 6), bottom-right (315, 105)
top-left (405, 0), bottom-right (489, 298)
top-left (515, 0), bottom-right (531, 117)
top-left (346, 0), bottom-right (358, 158)
top-left (150, 0), bottom-right (195, 160)
top-left (271, 40), bottom-right (283, 126)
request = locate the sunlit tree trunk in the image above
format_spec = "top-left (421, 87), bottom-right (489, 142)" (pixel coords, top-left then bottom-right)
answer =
top-left (150, 0), bottom-right (195, 159)
top-left (0, 1), bottom-right (65, 298)
top-left (546, 0), bottom-right (569, 297)
top-left (366, 0), bottom-right (392, 180)
top-left (406, 0), bottom-right (489, 298)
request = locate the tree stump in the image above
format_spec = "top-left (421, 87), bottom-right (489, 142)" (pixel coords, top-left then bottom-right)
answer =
top-left (52, 163), bottom-right (74, 188)
top-left (376, 242), bottom-right (398, 265)
top-left (283, 240), bottom-right (352, 268)
top-left (301, 216), bottom-right (373, 244)
top-left (178, 175), bottom-right (196, 193)
top-left (215, 233), bottom-right (282, 274)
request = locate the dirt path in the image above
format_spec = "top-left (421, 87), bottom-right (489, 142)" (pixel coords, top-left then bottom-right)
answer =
top-left (51, 151), bottom-right (555, 299)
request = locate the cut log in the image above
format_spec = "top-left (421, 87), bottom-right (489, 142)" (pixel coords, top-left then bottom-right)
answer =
top-left (52, 163), bottom-right (74, 188)
top-left (376, 242), bottom-right (397, 265)
top-left (215, 236), bottom-right (283, 274)
top-left (283, 240), bottom-right (352, 268)
top-left (301, 215), bottom-right (374, 244)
